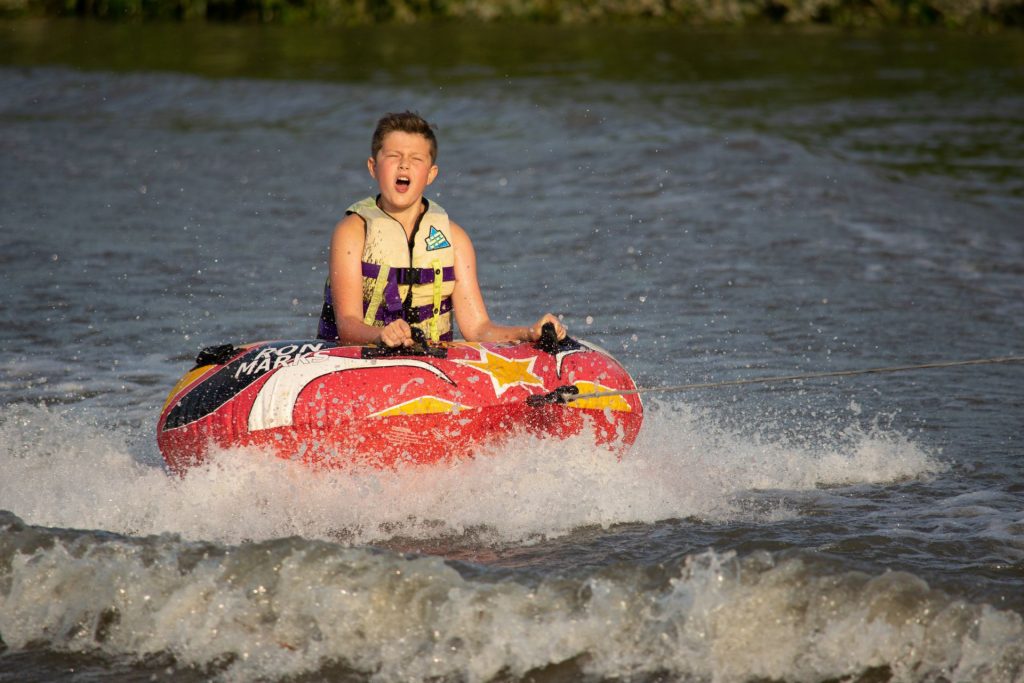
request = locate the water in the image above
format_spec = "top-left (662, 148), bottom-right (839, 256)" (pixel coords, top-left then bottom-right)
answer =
top-left (1, 19), bottom-right (1023, 682)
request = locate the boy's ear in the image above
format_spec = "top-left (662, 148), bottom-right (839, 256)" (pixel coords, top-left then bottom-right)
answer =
top-left (367, 156), bottom-right (377, 179)
top-left (426, 164), bottom-right (439, 185)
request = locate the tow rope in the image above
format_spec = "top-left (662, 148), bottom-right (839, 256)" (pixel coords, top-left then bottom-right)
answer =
top-left (539, 355), bottom-right (1024, 406)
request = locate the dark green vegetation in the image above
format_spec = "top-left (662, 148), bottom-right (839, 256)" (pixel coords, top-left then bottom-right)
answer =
top-left (1, 0), bottom-right (1022, 27)
top-left (4, 17), bottom-right (1022, 85)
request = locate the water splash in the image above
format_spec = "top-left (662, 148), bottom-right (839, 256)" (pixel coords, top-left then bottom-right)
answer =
top-left (0, 400), bottom-right (940, 547)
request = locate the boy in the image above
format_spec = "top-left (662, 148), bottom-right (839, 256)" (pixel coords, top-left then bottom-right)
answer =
top-left (318, 111), bottom-right (566, 348)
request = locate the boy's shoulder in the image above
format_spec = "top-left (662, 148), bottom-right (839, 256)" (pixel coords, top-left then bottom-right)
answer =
top-left (346, 196), bottom-right (379, 215)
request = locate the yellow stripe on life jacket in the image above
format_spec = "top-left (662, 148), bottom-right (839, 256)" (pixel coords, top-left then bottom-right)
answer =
top-left (363, 264), bottom-right (391, 327)
top-left (429, 258), bottom-right (443, 342)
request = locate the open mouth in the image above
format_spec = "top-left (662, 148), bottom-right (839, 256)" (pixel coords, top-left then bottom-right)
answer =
top-left (396, 176), bottom-right (411, 191)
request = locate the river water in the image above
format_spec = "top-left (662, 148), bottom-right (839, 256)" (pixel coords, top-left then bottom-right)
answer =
top-left (1, 19), bottom-right (1023, 682)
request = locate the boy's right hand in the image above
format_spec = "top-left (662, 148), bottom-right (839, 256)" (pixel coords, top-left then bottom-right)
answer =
top-left (379, 320), bottom-right (414, 347)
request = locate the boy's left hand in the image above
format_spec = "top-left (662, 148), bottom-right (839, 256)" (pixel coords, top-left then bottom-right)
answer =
top-left (527, 313), bottom-right (566, 342)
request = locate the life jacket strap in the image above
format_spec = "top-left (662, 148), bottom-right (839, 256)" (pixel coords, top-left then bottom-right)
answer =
top-left (361, 262), bottom-right (455, 285)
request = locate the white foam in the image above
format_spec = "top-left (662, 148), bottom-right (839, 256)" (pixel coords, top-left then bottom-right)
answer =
top-left (0, 400), bottom-right (941, 546)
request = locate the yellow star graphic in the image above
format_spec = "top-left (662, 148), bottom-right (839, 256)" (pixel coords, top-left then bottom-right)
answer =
top-left (457, 349), bottom-right (545, 397)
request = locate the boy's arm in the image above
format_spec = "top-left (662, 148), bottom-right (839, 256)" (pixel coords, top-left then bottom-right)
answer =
top-left (449, 222), bottom-right (565, 343)
top-left (329, 214), bottom-right (413, 346)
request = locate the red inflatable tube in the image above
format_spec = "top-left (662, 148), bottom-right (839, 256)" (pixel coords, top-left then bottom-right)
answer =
top-left (157, 336), bottom-right (643, 473)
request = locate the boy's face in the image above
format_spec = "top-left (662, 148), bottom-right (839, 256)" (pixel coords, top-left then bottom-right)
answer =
top-left (368, 131), bottom-right (438, 212)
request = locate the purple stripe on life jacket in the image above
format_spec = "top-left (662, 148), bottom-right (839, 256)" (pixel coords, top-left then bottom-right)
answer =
top-left (317, 281), bottom-right (338, 340)
top-left (361, 262), bottom-right (455, 284)
top-left (317, 315), bottom-right (338, 341)
top-left (382, 282), bottom-right (403, 314)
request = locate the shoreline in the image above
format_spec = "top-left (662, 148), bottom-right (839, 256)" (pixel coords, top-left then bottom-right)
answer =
top-left (2, 0), bottom-right (1022, 29)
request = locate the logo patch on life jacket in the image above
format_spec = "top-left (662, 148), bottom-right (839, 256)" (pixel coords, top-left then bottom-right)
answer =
top-left (425, 226), bottom-right (451, 251)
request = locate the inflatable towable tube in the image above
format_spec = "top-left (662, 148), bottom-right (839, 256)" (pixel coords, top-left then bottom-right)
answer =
top-left (156, 329), bottom-right (643, 473)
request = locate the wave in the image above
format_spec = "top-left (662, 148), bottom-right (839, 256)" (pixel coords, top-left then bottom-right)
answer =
top-left (1, 511), bottom-right (1021, 682)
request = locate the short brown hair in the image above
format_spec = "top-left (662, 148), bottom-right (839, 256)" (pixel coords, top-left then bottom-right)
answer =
top-left (371, 111), bottom-right (438, 163)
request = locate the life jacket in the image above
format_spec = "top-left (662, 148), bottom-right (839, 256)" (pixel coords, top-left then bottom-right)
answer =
top-left (318, 196), bottom-right (457, 343)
